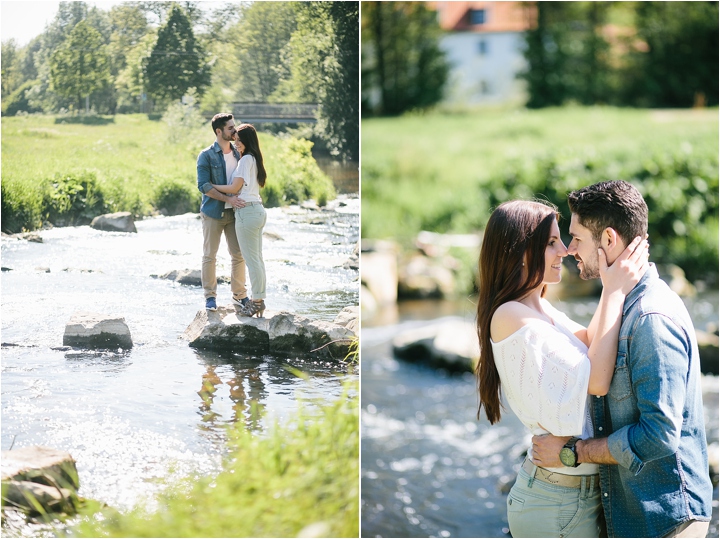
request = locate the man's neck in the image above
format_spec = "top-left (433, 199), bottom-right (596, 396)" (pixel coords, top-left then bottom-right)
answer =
top-left (216, 137), bottom-right (232, 154)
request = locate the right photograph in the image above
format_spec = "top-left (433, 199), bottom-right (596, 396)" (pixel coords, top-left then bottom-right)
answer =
top-left (359, 2), bottom-right (719, 538)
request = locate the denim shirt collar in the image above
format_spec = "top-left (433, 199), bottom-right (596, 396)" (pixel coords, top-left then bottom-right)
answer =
top-left (622, 263), bottom-right (658, 318)
top-left (212, 141), bottom-right (241, 160)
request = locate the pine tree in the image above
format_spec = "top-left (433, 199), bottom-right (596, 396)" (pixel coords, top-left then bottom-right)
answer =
top-left (144, 4), bottom-right (209, 105)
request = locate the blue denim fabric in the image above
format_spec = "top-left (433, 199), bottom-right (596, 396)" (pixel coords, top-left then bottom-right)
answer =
top-left (591, 264), bottom-right (712, 537)
top-left (196, 141), bottom-right (241, 219)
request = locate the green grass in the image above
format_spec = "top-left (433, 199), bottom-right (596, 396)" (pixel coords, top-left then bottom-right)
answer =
top-left (1, 114), bottom-right (335, 232)
top-left (71, 384), bottom-right (359, 538)
top-left (362, 106), bottom-right (719, 282)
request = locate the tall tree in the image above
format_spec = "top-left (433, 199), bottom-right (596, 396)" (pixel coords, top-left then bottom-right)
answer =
top-left (361, 2), bottom-right (448, 116)
top-left (144, 4), bottom-right (209, 105)
top-left (272, 2), bottom-right (359, 161)
top-left (231, 2), bottom-right (297, 101)
top-left (624, 1), bottom-right (719, 107)
top-left (49, 20), bottom-right (111, 112)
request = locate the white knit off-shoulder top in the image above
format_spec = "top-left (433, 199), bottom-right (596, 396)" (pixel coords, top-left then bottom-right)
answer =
top-left (491, 304), bottom-right (599, 475)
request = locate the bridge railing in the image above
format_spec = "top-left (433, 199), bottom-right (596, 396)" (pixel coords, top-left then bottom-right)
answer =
top-left (228, 103), bottom-right (319, 123)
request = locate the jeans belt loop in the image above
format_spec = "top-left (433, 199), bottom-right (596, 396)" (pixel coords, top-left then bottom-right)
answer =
top-left (527, 460), bottom-right (537, 488)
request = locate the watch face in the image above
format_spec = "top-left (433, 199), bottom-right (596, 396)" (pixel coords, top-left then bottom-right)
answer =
top-left (559, 447), bottom-right (576, 467)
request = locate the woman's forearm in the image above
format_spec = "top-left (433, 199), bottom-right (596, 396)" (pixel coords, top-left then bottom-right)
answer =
top-left (213, 177), bottom-right (243, 194)
top-left (586, 289), bottom-right (625, 395)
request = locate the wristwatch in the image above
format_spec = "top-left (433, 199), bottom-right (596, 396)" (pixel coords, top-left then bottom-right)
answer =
top-left (559, 437), bottom-right (581, 467)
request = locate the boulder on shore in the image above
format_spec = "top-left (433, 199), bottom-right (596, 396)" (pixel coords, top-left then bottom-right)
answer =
top-left (63, 312), bottom-right (133, 349)
top-left (183, 305), bottom-right (357, 360)
top-left (90, 212), bottom-right (137, 233)
top-left (1, 446), bottom-right (79, 515)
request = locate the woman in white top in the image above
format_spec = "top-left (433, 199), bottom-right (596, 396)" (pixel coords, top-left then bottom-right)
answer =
top-left (211, 124), bottom-right (267, 317)
top-left (475, 200), bottom-right (648, 538)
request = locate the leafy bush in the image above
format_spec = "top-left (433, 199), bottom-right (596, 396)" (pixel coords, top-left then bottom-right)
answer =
top-left (487, 149), bottom-right (719, 283)
top-left (43, 171), bottom-right (106, 226)
top-left (265, 136), bottom-right (336, 206)
top-left (1, 179), bottom-right (44, 233)
top-left (1, 80), bottom-right (42, 116)
top-left (152, 177), bottom-right (199, 215)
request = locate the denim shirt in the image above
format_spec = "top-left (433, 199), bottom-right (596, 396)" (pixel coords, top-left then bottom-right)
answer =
top-left (591, 264), bottom-right (712, 537)
top-left (196, 141), bottom-right (241, 219)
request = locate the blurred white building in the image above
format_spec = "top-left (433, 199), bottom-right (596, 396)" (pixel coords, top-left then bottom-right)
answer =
top-left (431, 2), bottom-right (536, 106)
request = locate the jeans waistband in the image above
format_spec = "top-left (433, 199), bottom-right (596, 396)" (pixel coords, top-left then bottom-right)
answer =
top-left (521, 458), bottom-right (599, 489)
top-left (240, 201), bottom-right (263, 207)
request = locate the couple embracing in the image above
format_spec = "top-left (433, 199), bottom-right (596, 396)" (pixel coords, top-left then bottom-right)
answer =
top-left (476, 181), bottom-right (712, 538)
top-left (196, 113), bottom-right (267, 318)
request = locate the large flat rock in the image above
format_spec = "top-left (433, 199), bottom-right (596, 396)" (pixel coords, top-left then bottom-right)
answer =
top-left (183, 305), bottom-right (358, 360)
top-left (63, 312), bottom-right (133, 349)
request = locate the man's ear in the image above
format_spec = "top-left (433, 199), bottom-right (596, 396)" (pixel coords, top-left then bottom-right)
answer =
top-left (602, 227), bottom-right (620, 250)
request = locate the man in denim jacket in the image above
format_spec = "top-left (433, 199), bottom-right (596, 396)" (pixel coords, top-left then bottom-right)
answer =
top-left (532, 181), bottom-right (712, 537)
top-left (196, 113), bottom-right (250, 311)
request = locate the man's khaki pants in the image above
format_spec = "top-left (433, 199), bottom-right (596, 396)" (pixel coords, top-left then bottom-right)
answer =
top-left (201, 210), bottom-right (247, 301)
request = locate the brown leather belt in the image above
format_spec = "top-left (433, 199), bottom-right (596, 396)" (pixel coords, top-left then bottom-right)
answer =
top-left (521, 458), bottom-right (599, 489)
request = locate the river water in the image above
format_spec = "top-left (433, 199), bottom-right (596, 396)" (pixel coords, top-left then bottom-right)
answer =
top-left (361, 296), bottom-right (719, 538)
top-left (1, 197), bottom-right (359, 523)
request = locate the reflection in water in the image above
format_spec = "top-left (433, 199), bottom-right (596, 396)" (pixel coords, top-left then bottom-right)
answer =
top-left (198, 364), bottom-right (266, 434)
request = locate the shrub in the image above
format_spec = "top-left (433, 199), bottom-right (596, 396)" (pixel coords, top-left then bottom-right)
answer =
top-left (152, 177), bottom-right (199, 215)
top-left (1, 80), bottom-right (42, 116)
top-left (265, 136), bottom-right (336, 206)
top-left (0, 179), bottom-right (44, 233)
top-left (43, 171), bottom-right (106, 226)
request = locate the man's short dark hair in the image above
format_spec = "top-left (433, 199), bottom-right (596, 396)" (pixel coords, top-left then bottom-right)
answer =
top-left (211, 113), bottom-right (233, 134)
top-left (568, 180), bottom-right (648, 245)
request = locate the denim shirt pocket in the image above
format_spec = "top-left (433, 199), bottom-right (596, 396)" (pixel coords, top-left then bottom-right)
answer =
top-left (609, 339), bottom-right (633, 402)
top-left (210, 162), bottom-right (224, 183)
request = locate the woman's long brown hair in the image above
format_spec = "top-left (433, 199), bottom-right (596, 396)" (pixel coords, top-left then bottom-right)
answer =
top-left (475, 200), bottom-right (559, 424)
top-left (235, 124), bottom-right (267, 187)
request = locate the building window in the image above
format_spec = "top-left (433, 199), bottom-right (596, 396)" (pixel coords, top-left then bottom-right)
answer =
top-left (470, 9), bottom-right (486, 25)
top-left (478, 40), bottom-right (488, 55)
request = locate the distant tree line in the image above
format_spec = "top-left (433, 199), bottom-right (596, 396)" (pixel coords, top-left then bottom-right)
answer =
top-left (522, 1), bottom-right (719, 109)
top-left (360, 1), bottom-right (718, 115)
top-left (1, 1), bottom-right (358, 161)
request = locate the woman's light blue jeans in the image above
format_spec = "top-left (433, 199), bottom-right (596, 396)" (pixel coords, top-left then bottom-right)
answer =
top-left (506, 465), bottom-right (603, 538)
top-left (234, 203), bottom-right (267, 300)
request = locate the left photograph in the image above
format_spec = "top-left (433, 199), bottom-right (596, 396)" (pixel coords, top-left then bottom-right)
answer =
top-left (1, 1), bottom-right (359, 537)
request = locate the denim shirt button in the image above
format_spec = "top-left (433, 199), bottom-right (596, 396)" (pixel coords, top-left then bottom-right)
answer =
top-left (599, 427), bottom-right (603, 431)
top-left (604, 492), bottom-right (608, 497)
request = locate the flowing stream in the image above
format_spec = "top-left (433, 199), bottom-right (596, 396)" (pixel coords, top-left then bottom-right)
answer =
top-left (361, 296), bottom-right (719, 538)
top-left (1, 196), bottom-right (359, 522)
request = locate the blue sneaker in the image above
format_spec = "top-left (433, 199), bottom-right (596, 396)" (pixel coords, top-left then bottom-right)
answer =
top-left (205, 297), bottom-right (217, 311)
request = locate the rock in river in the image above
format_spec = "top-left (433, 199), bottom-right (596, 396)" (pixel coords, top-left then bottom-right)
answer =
top-left (63, 312), bottom-right (133, 349)
top-left (90, 211), bottom-right (137, 233)
top-left (392, 317), bottom-right (479, 372)
top-left (1, 445), bottom-right (80, 515)
top-left (183, 305), bottom-right (358, 360)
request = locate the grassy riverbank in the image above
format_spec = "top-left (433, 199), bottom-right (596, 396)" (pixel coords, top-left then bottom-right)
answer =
top-left (362, 106), bottom-right (718, 283)
top-left (71, 384), bottom-right (358, 537)
top-left (1, 114), bottom-right (335, 233)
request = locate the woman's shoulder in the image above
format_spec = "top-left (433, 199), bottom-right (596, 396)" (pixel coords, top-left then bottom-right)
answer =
top-left (490, 302), bottom-right (549, 343)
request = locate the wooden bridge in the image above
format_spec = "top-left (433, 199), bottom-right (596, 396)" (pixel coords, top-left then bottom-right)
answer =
top-left (230, 103), bottom-right (318, 124)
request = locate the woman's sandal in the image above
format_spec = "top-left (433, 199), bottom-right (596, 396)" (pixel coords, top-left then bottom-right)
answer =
top-left (242, 299), bottom-right (266, 318)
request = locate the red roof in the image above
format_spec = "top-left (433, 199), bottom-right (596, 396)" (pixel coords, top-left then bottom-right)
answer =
top-left (429, 1), bottom-right (536, 33)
